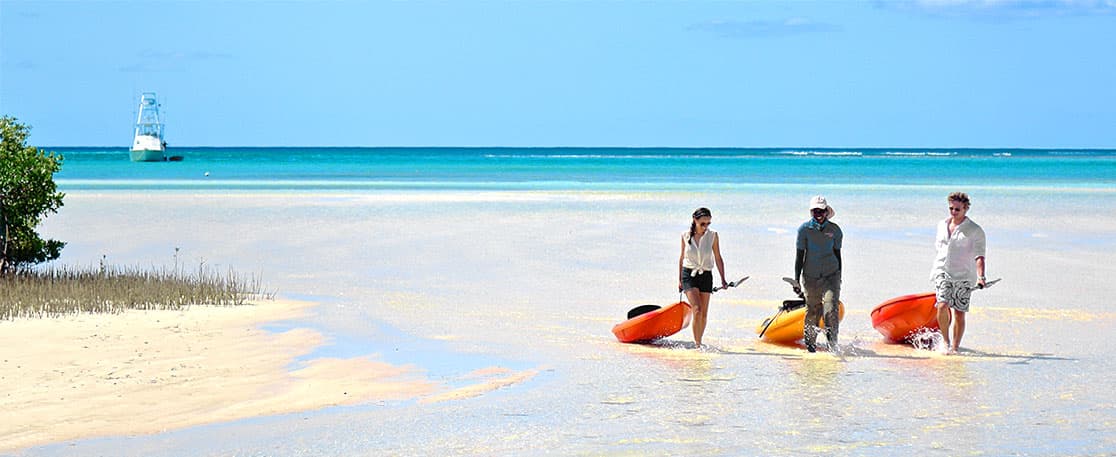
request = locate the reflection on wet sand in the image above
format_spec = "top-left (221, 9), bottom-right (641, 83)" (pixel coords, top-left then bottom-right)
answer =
top-left (24, 190), bottom-right (1115, 456)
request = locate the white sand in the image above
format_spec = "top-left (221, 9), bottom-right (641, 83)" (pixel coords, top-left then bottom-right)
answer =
top-left (0, 299), bottom-right (438, 451)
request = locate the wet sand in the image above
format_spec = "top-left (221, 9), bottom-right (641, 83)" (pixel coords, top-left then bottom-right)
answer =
top-left (13, 189), bottom-right (1116, 456)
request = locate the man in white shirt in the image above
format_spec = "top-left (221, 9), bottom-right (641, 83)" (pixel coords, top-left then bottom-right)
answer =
top-left (931, 192), bottom-right (987, 354)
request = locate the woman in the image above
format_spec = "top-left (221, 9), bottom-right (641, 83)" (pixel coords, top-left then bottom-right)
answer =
top-left (931, 192), bottom-right (987, 354)
top-left (678, 207), bottom-right (728, 348)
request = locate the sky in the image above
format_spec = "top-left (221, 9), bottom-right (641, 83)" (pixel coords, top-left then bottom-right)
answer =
top-left (1, 0), bottom-right (1115, 148)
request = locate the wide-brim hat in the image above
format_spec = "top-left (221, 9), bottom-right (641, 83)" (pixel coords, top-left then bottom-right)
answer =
top-left (809, 195), bottom-right (835, 218)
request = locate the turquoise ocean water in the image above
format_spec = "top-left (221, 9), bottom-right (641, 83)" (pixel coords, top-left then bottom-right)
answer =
top-left (52, 147), bottom-right (1116, 191)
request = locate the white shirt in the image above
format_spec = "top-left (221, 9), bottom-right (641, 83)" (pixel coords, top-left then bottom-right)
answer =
top-left (682, 229), bottom-right (716, 275)
top-left (931, 217), bottom-right (986, 283)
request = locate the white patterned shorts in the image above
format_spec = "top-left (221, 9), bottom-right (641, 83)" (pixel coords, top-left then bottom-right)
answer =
top-left (933, 274), bottom-right (973, 312)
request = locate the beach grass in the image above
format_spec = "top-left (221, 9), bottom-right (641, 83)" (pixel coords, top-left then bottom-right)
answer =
top-left (0, 263), bottom-right (273, 320)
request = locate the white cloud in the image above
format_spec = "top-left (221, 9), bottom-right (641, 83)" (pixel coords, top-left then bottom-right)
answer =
top-left (882, 0), bottom-right (1116, 18)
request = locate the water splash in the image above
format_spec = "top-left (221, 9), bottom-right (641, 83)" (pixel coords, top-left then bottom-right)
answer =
top-left (908, 328), bottom-right (945, 352)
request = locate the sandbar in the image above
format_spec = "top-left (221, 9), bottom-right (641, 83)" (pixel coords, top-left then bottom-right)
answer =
top-left (0, 299), bottom-right (436, 452)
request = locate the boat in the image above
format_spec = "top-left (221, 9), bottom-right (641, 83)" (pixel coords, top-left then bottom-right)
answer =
top-left (755, 299), bottom-right (845, 345)
top-left (612, 301), bottom-right (692, 343)
top-left (130, 92), bottom-right (167, 161)
top-left (870, 292), bottom-right (939, 343)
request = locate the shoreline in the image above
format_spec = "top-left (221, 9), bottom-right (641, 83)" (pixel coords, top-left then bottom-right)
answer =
top-left (52, 182), bottom-right (1116, 194)
top-left (0, 299), bottom-right (537, 452)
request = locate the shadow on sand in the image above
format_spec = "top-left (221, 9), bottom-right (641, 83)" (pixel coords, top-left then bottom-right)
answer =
top-left (628, 339), bottom-right (1074, 364)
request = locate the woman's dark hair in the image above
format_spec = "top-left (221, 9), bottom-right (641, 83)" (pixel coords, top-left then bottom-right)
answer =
top-left (689, 207), bottom-right (711, 245)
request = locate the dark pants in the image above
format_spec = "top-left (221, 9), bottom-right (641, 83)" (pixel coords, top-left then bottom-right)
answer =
top-left (803, 271), bottom-right (841, 347)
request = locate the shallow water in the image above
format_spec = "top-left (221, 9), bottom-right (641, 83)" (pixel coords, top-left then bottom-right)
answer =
top-left (24, 188), bottom-right (1116, 456)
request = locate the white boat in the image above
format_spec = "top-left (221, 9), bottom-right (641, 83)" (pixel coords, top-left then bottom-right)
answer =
top-left (130, 92), bottom-right (167, 162)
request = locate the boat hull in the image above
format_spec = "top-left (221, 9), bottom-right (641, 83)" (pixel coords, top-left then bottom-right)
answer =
top-left (870, 292), bottom-right (939, 343)
top-left (131, 133), bottom-right (165, 162)
top-left (129, 149), bottom-right (166, 162)
top-left (755, 301), bottom-right (845, 344)
top-left (612, 301), bottom-right (692, 343)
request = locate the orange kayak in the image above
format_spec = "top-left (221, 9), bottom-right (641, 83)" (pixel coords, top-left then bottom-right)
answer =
top-left (870, 292), bottom-right (939, 342)
top-left (755, 300), bottom-right (844, 344)
top-left (612, 301), bottom-right (692, 343)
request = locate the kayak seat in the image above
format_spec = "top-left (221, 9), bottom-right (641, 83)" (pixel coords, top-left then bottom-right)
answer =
top-left (780, 299), bottom-right (806, 311)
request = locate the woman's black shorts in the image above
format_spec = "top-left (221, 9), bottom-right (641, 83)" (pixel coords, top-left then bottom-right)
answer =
top-left (681, 268), bottom-right (713, 293)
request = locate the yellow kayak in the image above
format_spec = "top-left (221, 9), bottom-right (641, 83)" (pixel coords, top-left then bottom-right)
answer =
top-left (755, 300), bottom-right (845, 344)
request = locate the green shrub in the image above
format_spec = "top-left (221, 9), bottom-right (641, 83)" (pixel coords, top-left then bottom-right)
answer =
top-left (0, 116), bottom-right (66, 274)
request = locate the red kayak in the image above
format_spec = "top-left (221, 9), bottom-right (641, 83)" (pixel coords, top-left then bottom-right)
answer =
top-left (870, 292), bottom-right (940, 342)
top-left (612, 301), bottom-right (692, 343)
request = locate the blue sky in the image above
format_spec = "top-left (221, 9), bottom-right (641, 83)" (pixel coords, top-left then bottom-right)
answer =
top-left (2, 1), bottom-right (1114, 148)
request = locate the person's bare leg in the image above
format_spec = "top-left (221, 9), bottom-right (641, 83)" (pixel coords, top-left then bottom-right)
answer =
top-left (692, 292), bottom-right (711, 348)
top-left (686, 288), bottom-right (704, 347)
top-left (936, 302), bottom-right (953, 353)
top-left (951, 310), bottom-right (967, 353)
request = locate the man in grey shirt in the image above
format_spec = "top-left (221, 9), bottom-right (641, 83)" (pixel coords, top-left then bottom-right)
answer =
top-left (793, 196), bottom-right (843, 353)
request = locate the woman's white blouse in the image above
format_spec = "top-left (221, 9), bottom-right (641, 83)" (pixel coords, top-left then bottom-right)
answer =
top-left (682, 229), bottom-right (716, 275)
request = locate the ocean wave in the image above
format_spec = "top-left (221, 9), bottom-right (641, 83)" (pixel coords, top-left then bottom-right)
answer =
top-left (1045, 150), bottom-right (1110, 156)
top-left (479, 149), bottom-right (1116, 159)
top-left (776, 150), bottom-right (863, 157)
top-left (882, 151), bottom-right (957, 157)
top-left (44, 148), bottom-right (128, 156)
top-left (484, 150), bottom-right (899, 159)
top-left (486, 154), bottom-right (673, 159)
top-left (483, 154), bottom-right (766, 160)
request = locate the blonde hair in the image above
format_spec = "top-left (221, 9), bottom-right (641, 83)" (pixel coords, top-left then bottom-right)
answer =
top-left (948, 192), bottom-right (971, 209)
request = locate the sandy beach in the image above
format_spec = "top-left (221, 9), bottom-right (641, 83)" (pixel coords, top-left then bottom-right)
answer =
top-left (9, 189), bottom-right (1116, 456)
top-left (0, 296), bottom-right (540, 453)
top-left (0, 299), bottom-right (426, 451)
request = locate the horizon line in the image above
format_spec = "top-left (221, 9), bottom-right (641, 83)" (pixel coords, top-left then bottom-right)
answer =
top-left (36, 145), bottom-right (1116, 151)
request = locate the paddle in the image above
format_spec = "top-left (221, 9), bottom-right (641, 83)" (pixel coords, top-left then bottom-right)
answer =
top-left (973, 278), bottom-right (1002, 290)
top-left (758, 277), bottom-right (804, 339)
top-left (713, 276), bottom-right (750, 293)
top-left (782, 277), bottom-right (805, 299)
top-left (625, 276), bottom-right (750, 320)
